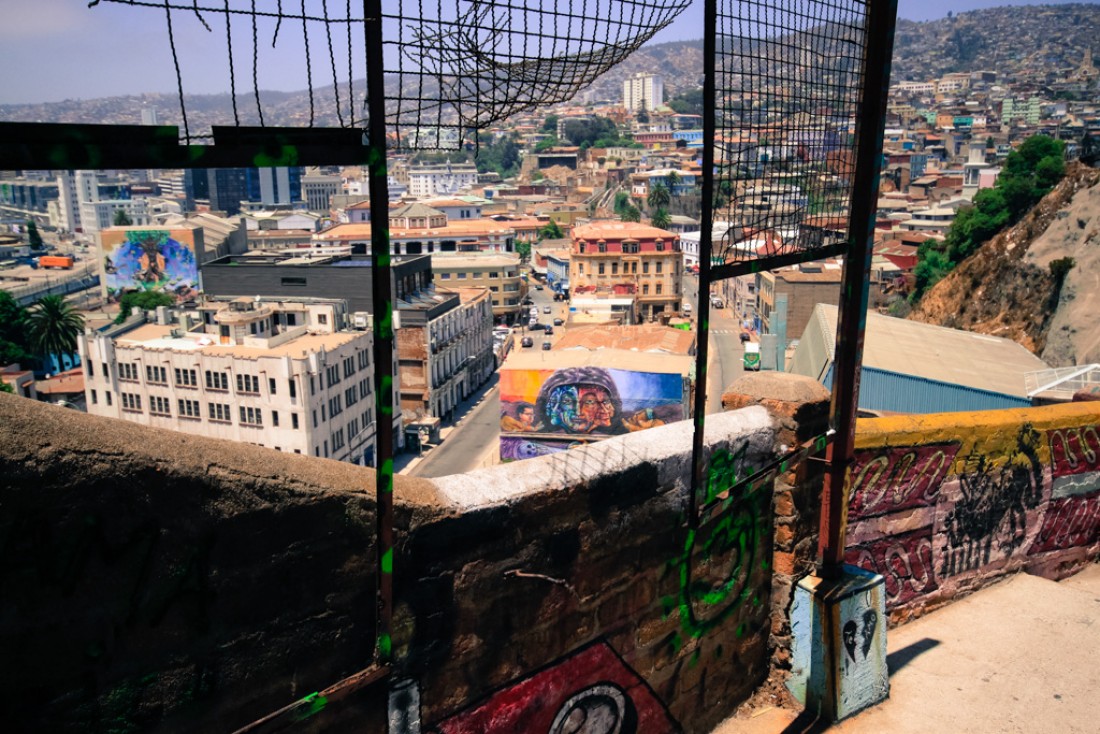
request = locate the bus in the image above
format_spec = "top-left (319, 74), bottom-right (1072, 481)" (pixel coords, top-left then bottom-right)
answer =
top-left (743, 342), bottom-right (760, 371)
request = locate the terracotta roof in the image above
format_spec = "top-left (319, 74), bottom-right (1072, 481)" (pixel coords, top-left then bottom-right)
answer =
top-left (572, 221), bottom-right (678, 240)
top-left (554, 325), bottom-right (695, 355)
top-left (35, 368), bottom-right (85, 395)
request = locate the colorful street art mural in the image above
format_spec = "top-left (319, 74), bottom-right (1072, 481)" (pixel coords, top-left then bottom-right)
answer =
top-left (499, 365), bottom-right (686, 461)
top-left (430, 642), bottom-right (678, 734)
top-left (100, 228), bottom-right (201, 303)
top-left (846, 407), bottom-right (1100, 612)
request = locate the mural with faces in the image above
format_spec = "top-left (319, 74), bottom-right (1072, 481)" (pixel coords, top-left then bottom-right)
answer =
top-left (500, 366), bottom-right (685, 461)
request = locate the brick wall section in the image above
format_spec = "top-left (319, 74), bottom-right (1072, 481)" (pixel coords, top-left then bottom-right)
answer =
top-left (722, 372), bottom-right (830, 670)
top-left (0, 393), bottom-right (779, 734)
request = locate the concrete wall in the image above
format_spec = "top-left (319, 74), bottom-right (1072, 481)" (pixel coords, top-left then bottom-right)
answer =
top-left (846, 403), bottom-right (1100, 622)
top-left (0, 393), bottom-right (778, 733)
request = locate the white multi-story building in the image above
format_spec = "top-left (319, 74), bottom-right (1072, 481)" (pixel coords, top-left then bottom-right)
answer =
top-left (407, 163), bottom-right (480, 198)
top-left (80, 298), bottom-right (401, 466)
top-left (79, 198), bottom-right (151, 233)
top-left (301, 175), bottom-right (342, 213)
top-left (623, 73), bottom-right (664, 112)
top-left (55, 170), bottom-right (101, 233)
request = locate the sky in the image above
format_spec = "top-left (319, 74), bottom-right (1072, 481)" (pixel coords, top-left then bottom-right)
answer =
top-left (0, 0), bottom-right (1095, 105)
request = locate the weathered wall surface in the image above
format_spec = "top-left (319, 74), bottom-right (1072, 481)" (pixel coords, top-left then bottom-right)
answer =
top-left (0, 394), bottom-right (779, 734)
top-left (845, 402), bottom-right (1100, 621)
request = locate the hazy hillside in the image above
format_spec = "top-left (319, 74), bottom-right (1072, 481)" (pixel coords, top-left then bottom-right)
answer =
top-left (1, 4), bottom-right (1096, 134)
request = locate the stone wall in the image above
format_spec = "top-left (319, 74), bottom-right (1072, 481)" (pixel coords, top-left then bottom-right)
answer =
top-left (846, 403), bottom-right (1100, 623)
top-left (0, 393), bottom-right (779, 733)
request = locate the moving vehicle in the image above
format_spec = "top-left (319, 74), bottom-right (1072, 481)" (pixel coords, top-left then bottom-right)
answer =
top-left (535, 284), bottom-right (544, 290)
top-left (553, 317), bottom-right (563, 326)
top-left (542, 341), bottom-right (552, 350)
top-left (682, 302), bottom-right (692, 314)
top-left (37, 255), bottom-right (74, 269)
top-left (544, 326), bottom-right (553, 336)
top-left (743, 342), bottom-right (760, 371)
top-left (521, 336), bottom-right (534, 348)
top-left (710, 296), bottom-right (724, 309)
top-left (543, 305), bottom-right (551, 314)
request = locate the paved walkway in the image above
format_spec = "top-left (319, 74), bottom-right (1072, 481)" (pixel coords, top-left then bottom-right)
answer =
top-left (714, 564), bottom-right (1100, 734)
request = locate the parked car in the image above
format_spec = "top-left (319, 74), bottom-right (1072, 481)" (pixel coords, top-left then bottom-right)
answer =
top-left (682, 302), bottom-right (692, 314)
top-left (535, 284), bottom-right (544, 290)
top-left (528, 323), bottom-right (545, 331)
top-left (542, 341), bottom-right (552, 350)
top-left (543, 305), bottom-right (552, 314)
top-left (553, 317), bottom-right (563, 326)
top-left (711, 297), bottom-right (725, 309)
top-left (544, 326), bottom-right (554, 336)
top-left (521, 336), bottom-right (534, 348)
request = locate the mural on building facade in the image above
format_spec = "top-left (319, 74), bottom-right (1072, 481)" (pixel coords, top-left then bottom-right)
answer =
top-left (101, 229), bottom-right (200, 303)
top-left (500, 366), bottom-right (685, 461)
top-left (846, 416), bottom-right (1100, 612)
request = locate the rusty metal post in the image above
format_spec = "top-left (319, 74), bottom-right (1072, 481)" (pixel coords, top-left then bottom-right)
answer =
top-left (689, 0), bottom-right (718, 526)
top-left (364, 0), bottom-right (395, 663)
top-left (817, 0), bottom-right (898, 576)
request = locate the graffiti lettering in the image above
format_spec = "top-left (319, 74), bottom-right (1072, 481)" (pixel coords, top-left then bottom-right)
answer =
top-left (1048, 425), bottom-right (1100, 477)
top-left (849, 443), bottom-right (959, 520)
top-left (1028, 493), bottom-right (1100, 554)
top-left (845, 527), bottom-right (937, 606)
top-left (939, 425), bottom-right (1044, 578)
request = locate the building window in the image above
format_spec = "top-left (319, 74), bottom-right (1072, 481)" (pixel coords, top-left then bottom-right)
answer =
top-left (643, 261), bottom-right (650, 274)
top-left (612, 262), bottom-right (619, 275)
top-left (179, 398), bottom-right (201, 419)
top-left (150, 396), bottom-right (171, 416)
top-left (101, 362), bottom-right (109, 379)
top-left (281, 276), bottom-right (307, 286)
top-left (236, 374), bottom-right (260, 394)
top-left (597, 242), bottom-right (606, 253)
top-left (331, 428), bottom-right (345, 451)
top-left (343, 355), bottom-right (356, 379)
top-left (121, 393), bottom-right (142, 412)
top-left (656, 262), bottom-right (663, 274)
top-left (91, 389), bottom-right (97, 404)
top-left (622, 242), bottom-right (639, 254)
top-left (598, 263), bottom-right (605, 275)
top-left (290, 378), bottom-right (298, 398)
top-left (292, 413), bottom-right (300, 429)
top-left (643, 284), bottom-right (650, 295)
top-left (105, 392), bottom-right (112, 406)
top-left (175, 368), bottom-right (197, 388)
top-left (326, 364), bottom-right (341, 388)
top-left (209, 403), bottom-right (232, 422)
top-left (240, 406), bottom-right (263, 426)
top-left (358, 350), bottom-right (370, 370)
top-left (272, 410), bottom-right (279, 427)
top-left (655, 242), bottom-right (665, 251)
top-left (348, 417), bottom-right (359, 440)
top-left (328, 394), bottom-right (343, 417)
top-left (87, 362), bottom-right (94, 378)
top-left (318, 313), bottom-right (328, 326)
top-left (286, 313), bottom-right (297, 326)
top-left (656, 283), bottom-right (663, 295)
top-left (440, 273), bottom-right (450, 279)
top-left (345, 385), bottom-right (359, 407)
top-left (631, 261), bottom-right (638, 274)
top-left (269, 377), bottom-right (277, 395)
top-left (118, 362), bottom-right (138, 382)
top-left (205, 370), bottom-right (228, 391)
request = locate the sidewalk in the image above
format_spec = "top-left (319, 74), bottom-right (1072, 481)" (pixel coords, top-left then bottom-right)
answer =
top-left (714, 564), bottom-right (1100, 734)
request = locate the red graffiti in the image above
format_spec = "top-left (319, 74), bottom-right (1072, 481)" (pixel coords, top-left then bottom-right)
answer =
top-left (433, 642), bottom-right (678, 734)
top-left (1028, 491), bottom-right (1100, 554)
top-left (849, 443), bottom-right (960, 521)
top-left (1047, 426), bottom-right (1100, 478)
top-left (846, 527), bottom-right (938, 607)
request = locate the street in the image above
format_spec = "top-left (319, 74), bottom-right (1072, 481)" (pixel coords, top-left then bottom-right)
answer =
top-left (407, 377), bottom-right (501, 478)
top-left (681, 273), bottom-right (746, 414)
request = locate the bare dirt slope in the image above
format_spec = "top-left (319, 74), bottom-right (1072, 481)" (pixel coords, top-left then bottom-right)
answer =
top-left (909, 162), bottom-right (1100, 366)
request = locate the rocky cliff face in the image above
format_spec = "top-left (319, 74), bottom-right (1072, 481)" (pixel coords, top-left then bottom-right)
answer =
top-left (909, 162), bottom-right (1100, 366)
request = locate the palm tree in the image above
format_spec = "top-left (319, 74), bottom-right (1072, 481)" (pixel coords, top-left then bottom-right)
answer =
top-left (647, 182), bottom-right (671, 212)
top-left (620, 205), bottom-right (642, 223)
top-left (650, 207), bottom-right (672, 230)
top-left (26, 295), bottom-right (84, 373)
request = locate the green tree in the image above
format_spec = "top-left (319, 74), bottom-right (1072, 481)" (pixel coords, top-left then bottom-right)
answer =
top-left (650, 207), bottom-right (672, 229)
top-left (620, 205), bottom-right (641, 223)
top-left (636, 103), bottom-right (650, 124)
top-left (541, 115), bottom-right (559, 134)
top-left (666, 170), bottom-right (682, 192)
top-left (647, 182), bottom-right (671, 211)
top-left (539, 221), bottom-right (565, 240)
top-left (985, 136), bottom-right (995, 149)
top-left (0, 291), bottom-right (30, 367)
top-left (0, 380), bottom-right (13, 394)
top-left (113, 209), bottom-right (132, 226)
top-left (911, 240), bottom-right (953, 302)
top-left (667, 87), bottom-right (704, 116)
top-left (613, 191), bottom-right (631, 214)
top-left (26, 295), bottom-right (84, 373)
top-left (115, 290), bottom-right (176, 324)
top-left (515, 241), bottom-right (532, 261)
top-left (26, 220), bottom-right (43, 250)
top-left (561, 116), bottom-right (622, 148)
top-left (534, 137), bottom-right (559, 152)
top-left (475, 134), bottom-right (522, 178)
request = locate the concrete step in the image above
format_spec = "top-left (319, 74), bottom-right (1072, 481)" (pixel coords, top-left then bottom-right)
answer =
top-left (710, 565), bottom-right (1100, 734)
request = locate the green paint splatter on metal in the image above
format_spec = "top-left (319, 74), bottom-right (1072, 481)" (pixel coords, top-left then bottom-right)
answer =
top-left (378, 633), bottom-right (392, 657)
top-left (737, 622), bottom-right (746, 638)
top-left (379, 251), bottom-right (391, 267)
top-left (292, 692), bottom-right (328, 722)
top-left (689, 649), bottom-right (701, 668)
top-left (380, 459), bottom-right (394, 485)
top-left (780, 460), bottom-right (788, 474)
top-left (381, 547), bottom-right (393, 574)
top-left (254, 145), bottom-right (300, 167)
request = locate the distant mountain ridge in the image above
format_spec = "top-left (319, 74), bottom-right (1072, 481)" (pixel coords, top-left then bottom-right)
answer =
top-left (0, 4), bottom-right (1097, 134)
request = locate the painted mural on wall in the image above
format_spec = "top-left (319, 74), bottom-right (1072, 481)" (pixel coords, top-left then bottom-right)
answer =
top-left (846, 413), bottom-right (1100, 612)
top-left (499, 366), bottom-right (685, 461)
top-left (430, 642), bottom-right (678, 734)
top-left (101, 229), bottom-right (200, 303)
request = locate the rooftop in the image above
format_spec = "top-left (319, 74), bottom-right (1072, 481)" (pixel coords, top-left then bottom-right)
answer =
top-left (554, 324), bottom-right (695, 355)
top-left (114, 323), bottom-right (364, 360)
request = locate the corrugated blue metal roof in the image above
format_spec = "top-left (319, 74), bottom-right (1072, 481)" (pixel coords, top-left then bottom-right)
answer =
top-left (822, 364), bottom-right (1033, 413)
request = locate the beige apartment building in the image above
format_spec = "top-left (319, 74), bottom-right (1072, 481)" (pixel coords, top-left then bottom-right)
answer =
top-left (80, 298), bottom-right (401, 466)
top-left (431, 252), bottom-right (527, 324)
top-left (570, 221), bottom-right (683, 321)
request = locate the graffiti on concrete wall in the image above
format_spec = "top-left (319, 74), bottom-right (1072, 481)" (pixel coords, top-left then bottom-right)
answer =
top-left (847, 416), bottom-right (1100, 611)
top-left (429, 641), bottom-right (678, 734)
